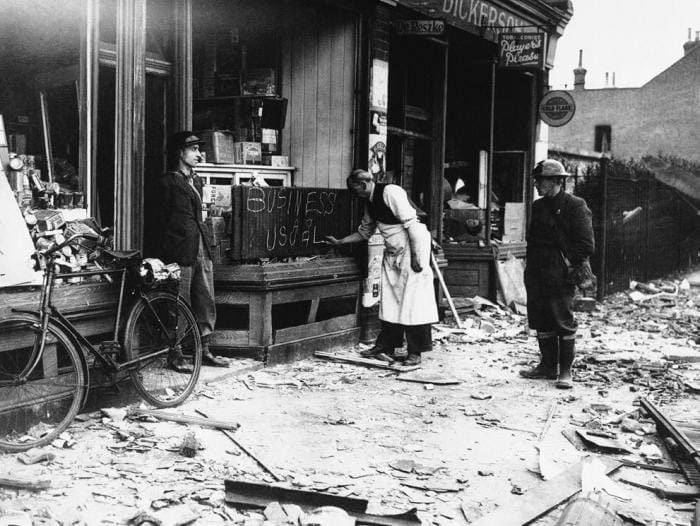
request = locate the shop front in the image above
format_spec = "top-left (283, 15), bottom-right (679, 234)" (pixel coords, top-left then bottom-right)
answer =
top-left (1, 0), bottom-right (572, 367)
top-left (0, 0), bottom-right (370, 364)
top-left (368, 0), bottom-right (572, 301)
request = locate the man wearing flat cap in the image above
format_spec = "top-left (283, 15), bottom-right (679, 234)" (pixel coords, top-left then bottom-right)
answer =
top-left (157, 131), bottom-right (229, 370)
top-left (520, 159), bottom-right (594, 389)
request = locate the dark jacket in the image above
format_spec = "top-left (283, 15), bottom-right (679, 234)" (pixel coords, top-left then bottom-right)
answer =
top-left (527, 190), bottom-right (595, 266)
top-left (157, 170), bottom-right (212, 266)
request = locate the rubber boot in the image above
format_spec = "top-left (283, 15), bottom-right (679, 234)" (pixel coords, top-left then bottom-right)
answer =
top-left (555, 336), bottom-right (575, 389)
top-left (520, 335), bottom-right (558, 379)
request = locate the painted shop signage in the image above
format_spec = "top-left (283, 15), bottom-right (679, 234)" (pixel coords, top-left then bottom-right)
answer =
top-left (498, 32), bottom-right (544, 69)
top-left (538, 90), bottom-right (576, 127)
top-left (395, 19), bottom-right (446, 36)
top-left (396, 0), bottom-right (531, 33)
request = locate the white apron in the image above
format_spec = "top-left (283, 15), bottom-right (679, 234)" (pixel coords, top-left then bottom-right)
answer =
top-left (377, 221), bottom-right (439, 326)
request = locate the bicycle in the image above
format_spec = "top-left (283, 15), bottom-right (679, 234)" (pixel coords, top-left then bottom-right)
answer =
top-left (0, 232), bottom-right (202, 451)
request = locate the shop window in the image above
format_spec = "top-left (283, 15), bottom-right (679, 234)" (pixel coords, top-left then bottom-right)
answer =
top-left (594, 125), bottom-right (611, 153)
top-left (192, 0), bottom-right (357, 188)
top-left (0, 0), bottom-right (85, 214)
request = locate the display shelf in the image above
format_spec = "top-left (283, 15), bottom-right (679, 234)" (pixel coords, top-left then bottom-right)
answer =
top-left (195, 94), bottom-right (279, 103)
top-left (197, 163), bottom-right (295, 187)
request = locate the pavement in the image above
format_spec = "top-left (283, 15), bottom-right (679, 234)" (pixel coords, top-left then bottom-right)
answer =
top-left (0, 273), bottom-right (699, 526)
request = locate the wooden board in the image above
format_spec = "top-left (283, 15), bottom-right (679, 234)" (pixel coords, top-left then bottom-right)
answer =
top-left (470, 457), bottom-right (622, 526)
top-left (495, 255), bottom-right (526, 307)
top-left (230, 186), bottom-right (355, 260)
top-left (0, 118), bottom-right (38, 287)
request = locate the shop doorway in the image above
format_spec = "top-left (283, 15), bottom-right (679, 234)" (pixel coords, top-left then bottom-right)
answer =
top-left (386, 36), bottom-right (446, 233)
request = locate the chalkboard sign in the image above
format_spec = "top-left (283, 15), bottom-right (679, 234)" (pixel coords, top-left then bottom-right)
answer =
top-left (230, 185), bottom-right (356, 260)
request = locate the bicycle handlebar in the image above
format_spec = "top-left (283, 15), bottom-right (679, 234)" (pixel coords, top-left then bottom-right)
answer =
top-left (40, 231), bottom-right (109, 258)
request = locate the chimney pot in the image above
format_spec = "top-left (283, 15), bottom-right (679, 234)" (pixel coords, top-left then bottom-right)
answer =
top-left (573, 48), bottom-right (587, 90)
top-left (696, 30), bottom-right (699, 41)
top-left (689, 27), bottom-right (692, 40)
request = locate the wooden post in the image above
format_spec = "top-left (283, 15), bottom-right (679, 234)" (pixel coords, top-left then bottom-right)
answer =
top-left (173, 0), bottom-right (192, 131)
top-left (114, 0), bottom-right (146, 250)
top-left (80, 0), bottom-right (99, 217)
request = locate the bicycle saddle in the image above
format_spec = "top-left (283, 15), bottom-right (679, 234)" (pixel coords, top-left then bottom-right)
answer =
top-left (101, 249), bottom-right (142, 265)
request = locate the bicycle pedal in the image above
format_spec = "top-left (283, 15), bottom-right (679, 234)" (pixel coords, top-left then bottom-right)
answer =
top-left (99, 340), bottom-right (122, 358)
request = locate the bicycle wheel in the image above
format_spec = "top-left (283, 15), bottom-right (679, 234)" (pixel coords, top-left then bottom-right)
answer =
top-left (0, 314), bottom-right (87, 452)
top-left (122, 290), bottom-right (202, 407)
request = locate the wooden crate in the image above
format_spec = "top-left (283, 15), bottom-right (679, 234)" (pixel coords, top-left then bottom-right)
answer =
top-left (212, 257), bottom-right (361, 363)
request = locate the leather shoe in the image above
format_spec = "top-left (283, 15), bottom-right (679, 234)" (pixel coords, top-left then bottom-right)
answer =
top-left (403, 354), bottom-right (421, 366)
top-left (359, 346), bottom-right (392, 358)
top-left (202, 349), bottom-right (229, 367)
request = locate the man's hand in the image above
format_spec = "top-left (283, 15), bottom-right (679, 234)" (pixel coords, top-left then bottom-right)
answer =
top-left (410, 252), bottom-right (422, 273)
top-left (325, 235), bottom-right (342, 246)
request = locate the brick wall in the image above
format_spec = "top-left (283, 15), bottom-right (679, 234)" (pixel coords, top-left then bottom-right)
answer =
top-left (549, 47), bottom-right (700, 162)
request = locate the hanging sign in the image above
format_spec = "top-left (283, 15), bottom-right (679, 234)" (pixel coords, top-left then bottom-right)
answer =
top-left (498, 32), bottom-right (544, 69)
top-left (395, 19), bottom-right (446, 36)
top-left (538, 90), bottom-right (576, 127)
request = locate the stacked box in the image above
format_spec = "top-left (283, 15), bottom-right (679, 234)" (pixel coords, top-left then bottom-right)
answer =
top-left (233, 142), bottom-right (262, 165)
top-left (197, 130), bottom-right (235, 164)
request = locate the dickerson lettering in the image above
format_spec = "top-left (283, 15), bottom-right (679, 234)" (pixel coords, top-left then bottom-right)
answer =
top-left (442, 0), bottom-right (528, 30)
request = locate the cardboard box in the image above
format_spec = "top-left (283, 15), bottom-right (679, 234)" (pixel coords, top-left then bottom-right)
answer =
top-left (270, 155), bottom-right (288, 167)
top-left (233, 141), bottom-right (262, 165)
top-left (197, 130), bottom-right (235, 164)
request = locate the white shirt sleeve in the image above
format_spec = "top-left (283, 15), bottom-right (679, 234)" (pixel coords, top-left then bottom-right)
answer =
top-left (383, 185), bottom-right (418, 228)
top-left (356, 206), bottom-right (376, 240)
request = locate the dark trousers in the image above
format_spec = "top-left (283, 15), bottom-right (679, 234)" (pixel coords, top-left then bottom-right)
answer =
top-left (178, 236), bottom-right (216, 339)
top-left (375, 321), bottom-right (432, 354)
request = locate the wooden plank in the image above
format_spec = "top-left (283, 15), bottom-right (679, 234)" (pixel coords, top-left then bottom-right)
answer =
top-left (267, 328), bottom-right (360, 365)
top-left (315, 10), bottom-right (332, 188)
top-left (280, 2), bottom-right (293, 160)
top-left (210, 330), bottom-right (250, 348)
top-left (289, 8), bottom-right (306, 184)
top-left (249, 293), bottom-right (273, 347)
top-left (301, 10), bottom-right (318, 185)
top-left (314, 351), bottom-right (420, 372)
top-left (340, 13), bottom-right (355, 184)
top-left (307, 297), bottom-right (320, 323)
top-left (274, 313), bottom-right (357, 344)
top-left (130, 408), bottom-right (240, 431)
top-left (328, 9), bottom-right (346, 187)
top-left (270, 280), bottom-right (358, 303)
top-left (470, 458), bottom-right (622, 526)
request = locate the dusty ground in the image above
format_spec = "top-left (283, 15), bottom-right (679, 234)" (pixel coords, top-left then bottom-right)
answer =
top-left (1, 274), bottom-right (699, 526)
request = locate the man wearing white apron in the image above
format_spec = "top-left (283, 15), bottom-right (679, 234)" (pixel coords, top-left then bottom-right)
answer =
top-left (327, 170), bottom-right (438, 366)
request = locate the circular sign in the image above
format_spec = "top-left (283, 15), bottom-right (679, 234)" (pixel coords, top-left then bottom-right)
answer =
top-left (538, 90), bottom-right (576, 127)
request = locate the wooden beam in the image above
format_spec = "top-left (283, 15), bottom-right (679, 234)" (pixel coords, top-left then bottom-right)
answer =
top-left (114, 0), bottom-right (146, 250)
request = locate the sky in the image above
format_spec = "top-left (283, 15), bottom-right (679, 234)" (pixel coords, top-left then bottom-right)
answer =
top-left (549, 0), bottom-right (700, 90)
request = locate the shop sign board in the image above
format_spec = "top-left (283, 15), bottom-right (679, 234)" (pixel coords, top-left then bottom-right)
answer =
top-left (498, 32), bottom-right (544, 69)
top-left (395, 0), bottom-right (532, 35)
top-left (395, 19), bottom-right (446, 36)
top-left (538, 90), bottom-right (576, 127)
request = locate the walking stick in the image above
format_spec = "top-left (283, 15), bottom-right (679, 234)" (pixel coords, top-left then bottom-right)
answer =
top-left (430, 252), bottom-right (463, 329)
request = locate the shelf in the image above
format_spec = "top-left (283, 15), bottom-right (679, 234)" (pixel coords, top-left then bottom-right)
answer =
top-left (195, 94), bottom-right (280, 103)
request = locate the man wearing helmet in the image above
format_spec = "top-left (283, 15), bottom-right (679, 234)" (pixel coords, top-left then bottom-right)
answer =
top-left (520, 159), bottom-right (594, 389)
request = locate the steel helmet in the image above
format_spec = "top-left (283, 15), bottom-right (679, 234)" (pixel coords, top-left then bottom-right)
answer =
top-left (531, 159), bottom-right (569, 177)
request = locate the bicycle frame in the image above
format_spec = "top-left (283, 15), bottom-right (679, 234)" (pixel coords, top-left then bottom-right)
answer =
top-left (12, 253), bottom-right (184, 381)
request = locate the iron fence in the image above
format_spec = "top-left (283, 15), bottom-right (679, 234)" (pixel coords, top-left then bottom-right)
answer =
top-left (557, 157), bottom-right (700, 300)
